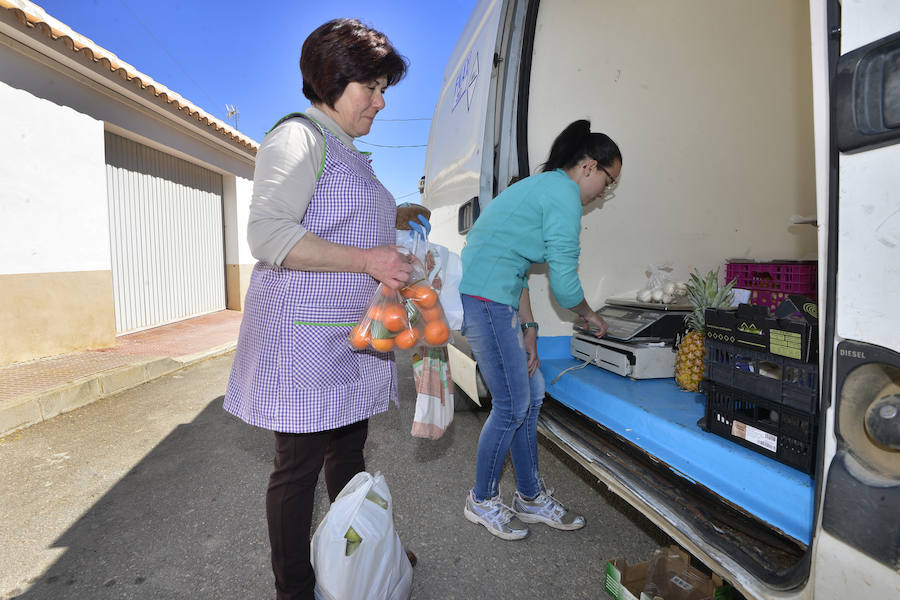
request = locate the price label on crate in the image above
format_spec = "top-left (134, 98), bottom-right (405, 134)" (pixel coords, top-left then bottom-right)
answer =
top-left (732, 420), bottom-right (778, 452)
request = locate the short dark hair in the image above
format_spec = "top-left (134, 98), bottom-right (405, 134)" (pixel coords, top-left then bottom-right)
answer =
top-left (300, 18), bottom-right (409, 108)
top-left (540, 119), bottom-right (622, 172)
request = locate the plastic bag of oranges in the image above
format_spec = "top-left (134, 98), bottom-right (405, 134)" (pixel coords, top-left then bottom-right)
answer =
top-left (348, 262), bottom-right (451, 353)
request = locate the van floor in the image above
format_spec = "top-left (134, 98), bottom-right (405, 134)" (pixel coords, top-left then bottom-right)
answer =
top-left (536, 336), bottom-right (814, 546)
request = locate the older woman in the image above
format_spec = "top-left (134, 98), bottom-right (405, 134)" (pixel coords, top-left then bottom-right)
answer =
top-left (223, 18), bottom-right (424, 600)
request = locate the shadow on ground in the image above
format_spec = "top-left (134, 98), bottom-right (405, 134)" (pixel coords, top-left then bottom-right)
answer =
top-left (14, 352), bottom-right (668, 600)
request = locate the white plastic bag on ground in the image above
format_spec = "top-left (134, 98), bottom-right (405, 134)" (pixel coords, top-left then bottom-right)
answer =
top-left (312, 472), bottom-right (412, 600)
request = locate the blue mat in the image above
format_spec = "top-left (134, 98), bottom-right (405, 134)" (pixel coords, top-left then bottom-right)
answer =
top-left (537, 336), bottom-right (814, 544)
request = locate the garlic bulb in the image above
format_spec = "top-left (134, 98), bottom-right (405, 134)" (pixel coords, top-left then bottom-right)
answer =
top-left (663, 282), bottom-right (676, 295)
top-left (651, 288), bottom-right (664, 302)
top-left (661, 293), bottom-right (675, 304)
top-left (637, 289), bottom-right (653, 302)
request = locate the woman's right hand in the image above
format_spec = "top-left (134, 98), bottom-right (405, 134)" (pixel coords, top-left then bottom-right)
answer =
top-left (365, 245), bottom-right (413, 289)
top-left (582, 311), bottom-right (608, 337)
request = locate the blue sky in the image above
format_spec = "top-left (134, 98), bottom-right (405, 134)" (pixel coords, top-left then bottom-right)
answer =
top-left (34, 0), bottom-right (479, 201)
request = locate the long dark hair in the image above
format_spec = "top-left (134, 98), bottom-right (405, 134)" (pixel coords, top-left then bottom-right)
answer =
top-left (300, 18), bottom-right (409, 108)
top-left (540, 120), bottom-right (622, 172)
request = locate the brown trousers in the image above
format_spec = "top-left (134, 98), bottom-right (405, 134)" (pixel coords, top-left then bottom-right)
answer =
top-left (266, 419), bottom-right (369, 600)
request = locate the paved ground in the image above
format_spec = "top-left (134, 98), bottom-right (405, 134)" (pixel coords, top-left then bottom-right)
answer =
top-left (0, 349), bottom-right (669, 600)
top-left (0, 311), bottom-right (243, 436)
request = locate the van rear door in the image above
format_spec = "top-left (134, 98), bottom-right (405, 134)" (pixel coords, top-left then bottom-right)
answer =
top-left (814, 1), bottom-right (900, 591)
top-left (423, 0), bottom-right (507, 255)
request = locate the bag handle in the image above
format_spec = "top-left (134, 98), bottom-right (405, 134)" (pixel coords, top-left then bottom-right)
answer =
top-left (326, 471), bottom-right (374, 538)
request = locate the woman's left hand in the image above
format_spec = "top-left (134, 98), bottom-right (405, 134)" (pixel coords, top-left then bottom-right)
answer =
top-left (523, 328), bottom-right (540, 376)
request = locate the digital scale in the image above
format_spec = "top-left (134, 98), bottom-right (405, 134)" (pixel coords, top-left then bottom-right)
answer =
top-left (570, 298), bottom-right (690, 379)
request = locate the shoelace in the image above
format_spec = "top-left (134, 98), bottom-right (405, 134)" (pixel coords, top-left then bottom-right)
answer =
top-left (538, 477), bottom-right (554, 496)
top-left (523, 492), bottom-right (566, 518)
top-left (483, 497), bottom-right (515, 525)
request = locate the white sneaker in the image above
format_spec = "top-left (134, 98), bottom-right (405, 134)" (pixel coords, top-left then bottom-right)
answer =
top-left (464, 490), bottom-right (529, 540)
top-left (512, 490), bottom-right (585, 530)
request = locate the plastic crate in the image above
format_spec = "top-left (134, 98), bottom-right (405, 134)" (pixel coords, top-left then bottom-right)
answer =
top-left (726, 261), bottom-right (817, 294)
top-left (726, 262), bottom-right (817, 313)
top-left (705, 339), bottom-right (818, 413)
top-left (704, 381), bottom-right (816, 474)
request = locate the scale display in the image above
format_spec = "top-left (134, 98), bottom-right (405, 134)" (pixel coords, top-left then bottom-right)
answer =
top-left (576, 305), bottom-right (689, 342)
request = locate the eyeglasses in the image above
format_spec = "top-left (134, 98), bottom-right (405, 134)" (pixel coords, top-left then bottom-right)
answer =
top-left (597, 165), bottom-right (618, 199)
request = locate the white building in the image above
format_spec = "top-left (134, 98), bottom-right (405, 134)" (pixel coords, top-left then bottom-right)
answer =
top-left (0, 0), bottom-right (258, 366)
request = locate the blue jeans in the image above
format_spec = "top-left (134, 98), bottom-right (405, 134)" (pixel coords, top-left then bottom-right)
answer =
top-left (461, 295), bottom-right (545, 501)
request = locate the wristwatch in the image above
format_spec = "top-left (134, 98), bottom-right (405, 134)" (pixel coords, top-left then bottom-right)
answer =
top-left (521, 321), bottom-right (539, 333)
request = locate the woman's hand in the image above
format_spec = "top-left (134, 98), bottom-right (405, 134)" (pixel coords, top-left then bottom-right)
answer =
top-left (523, 328), bottom-right (541, 376)
top-left (365, 245), bottom-right (413, 289)
top-left (581, 311), bottom-right (609, 337)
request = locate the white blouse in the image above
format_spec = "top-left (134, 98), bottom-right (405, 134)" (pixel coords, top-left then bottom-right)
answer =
top-left (247, 106), bottom-right (359, 266)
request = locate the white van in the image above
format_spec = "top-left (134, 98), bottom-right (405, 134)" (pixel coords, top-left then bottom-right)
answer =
top-left (421, 1), bottom-right (900, 598)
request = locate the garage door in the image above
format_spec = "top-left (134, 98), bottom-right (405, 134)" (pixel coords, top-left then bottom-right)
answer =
top-left (105, 132), bottom-right (225, 334)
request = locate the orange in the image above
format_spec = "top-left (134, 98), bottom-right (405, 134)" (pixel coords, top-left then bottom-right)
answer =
top-left (370, 336), bottom-right (395, 351)
top-left (423, 320), bottom-right (450, 345)
top-left (394, 327), bottom-right (421, 349)
top-left (367, 304), bottom-right (385, 321)
top-left (419, 304), bottom-right (443, 322)
top-left (348, 325), bottom-right (370, 349)
top-left (382, 303), bottom-right (408, 332)
top-left (410, 286), bottom-right (438, 309)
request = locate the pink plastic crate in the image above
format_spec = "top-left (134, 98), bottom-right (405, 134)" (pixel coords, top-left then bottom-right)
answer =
top-left (726, 261), bottom-right (817, 313)
top-left (726, 261), bottom-right (817, 294)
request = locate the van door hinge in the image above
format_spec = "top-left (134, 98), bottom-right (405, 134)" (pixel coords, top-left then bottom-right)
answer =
top-left (493, 53), bottom-right (503, 67)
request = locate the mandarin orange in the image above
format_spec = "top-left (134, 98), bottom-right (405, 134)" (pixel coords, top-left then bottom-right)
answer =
top-left (410, 286), bottom-right (438, 309)
top-left (348, 325), bottom-right (370, 349)
top-left (367, 304), bottom-right (385, 321)
top-left (381, 304), bottom-right (408, 332)
top-left (419, 304), bottom-right (443, 322)
top-left (423, 320), bottom-right (449, 345)
top-left (394, 327), bottom-right (421, 349)
top-left (370, 336), bottom-right (395, 351)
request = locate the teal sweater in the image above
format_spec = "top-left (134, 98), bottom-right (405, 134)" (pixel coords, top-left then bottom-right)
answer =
top-left (459, 170), bottom-right (584, 309)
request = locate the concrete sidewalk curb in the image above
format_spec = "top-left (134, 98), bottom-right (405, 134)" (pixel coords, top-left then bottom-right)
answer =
top-left (0, 342), bottom-right (236, 438)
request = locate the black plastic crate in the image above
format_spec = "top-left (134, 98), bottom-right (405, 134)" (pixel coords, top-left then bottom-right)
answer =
top-left (705, 303), bottom-right (817, 363)
top-left (704, 381), bottom-right (816, 474)
top-left (705, 339), bottom-right (818, 414)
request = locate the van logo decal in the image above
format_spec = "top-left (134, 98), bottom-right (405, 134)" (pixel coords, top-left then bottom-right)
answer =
top-left (453, 50), bottom-right (480, 113)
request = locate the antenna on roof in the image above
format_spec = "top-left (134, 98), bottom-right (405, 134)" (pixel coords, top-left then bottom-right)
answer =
top-left (225, 104), bottom-right (240, 131)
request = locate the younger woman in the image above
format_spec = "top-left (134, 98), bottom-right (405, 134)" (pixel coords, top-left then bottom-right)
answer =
top-left (459, 119), bottom-right (622, 540)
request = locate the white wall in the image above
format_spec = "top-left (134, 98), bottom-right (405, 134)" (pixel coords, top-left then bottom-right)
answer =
top-left (223, 174), bottom-right (255, 265)
top-left (1, 38), bottom-right (257, 275)
top-left (0, 80), bottom-right (109, 275)
top-left (0, 41), bottom-right (254, 181)
top-left (525, 0), bottom-right (818, 335)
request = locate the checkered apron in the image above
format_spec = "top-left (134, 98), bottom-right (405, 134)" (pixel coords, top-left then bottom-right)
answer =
top-left (224, 116), bottom-right (398, 433)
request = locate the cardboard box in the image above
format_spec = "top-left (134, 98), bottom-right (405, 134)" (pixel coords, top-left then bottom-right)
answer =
top-left (605, 546), bottom-right (723, 600)
top-left (705, 296), bottom-right (817, 363)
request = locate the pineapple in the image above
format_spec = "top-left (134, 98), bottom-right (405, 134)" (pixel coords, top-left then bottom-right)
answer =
top-left (674, 269), bottom-right (735, 392)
